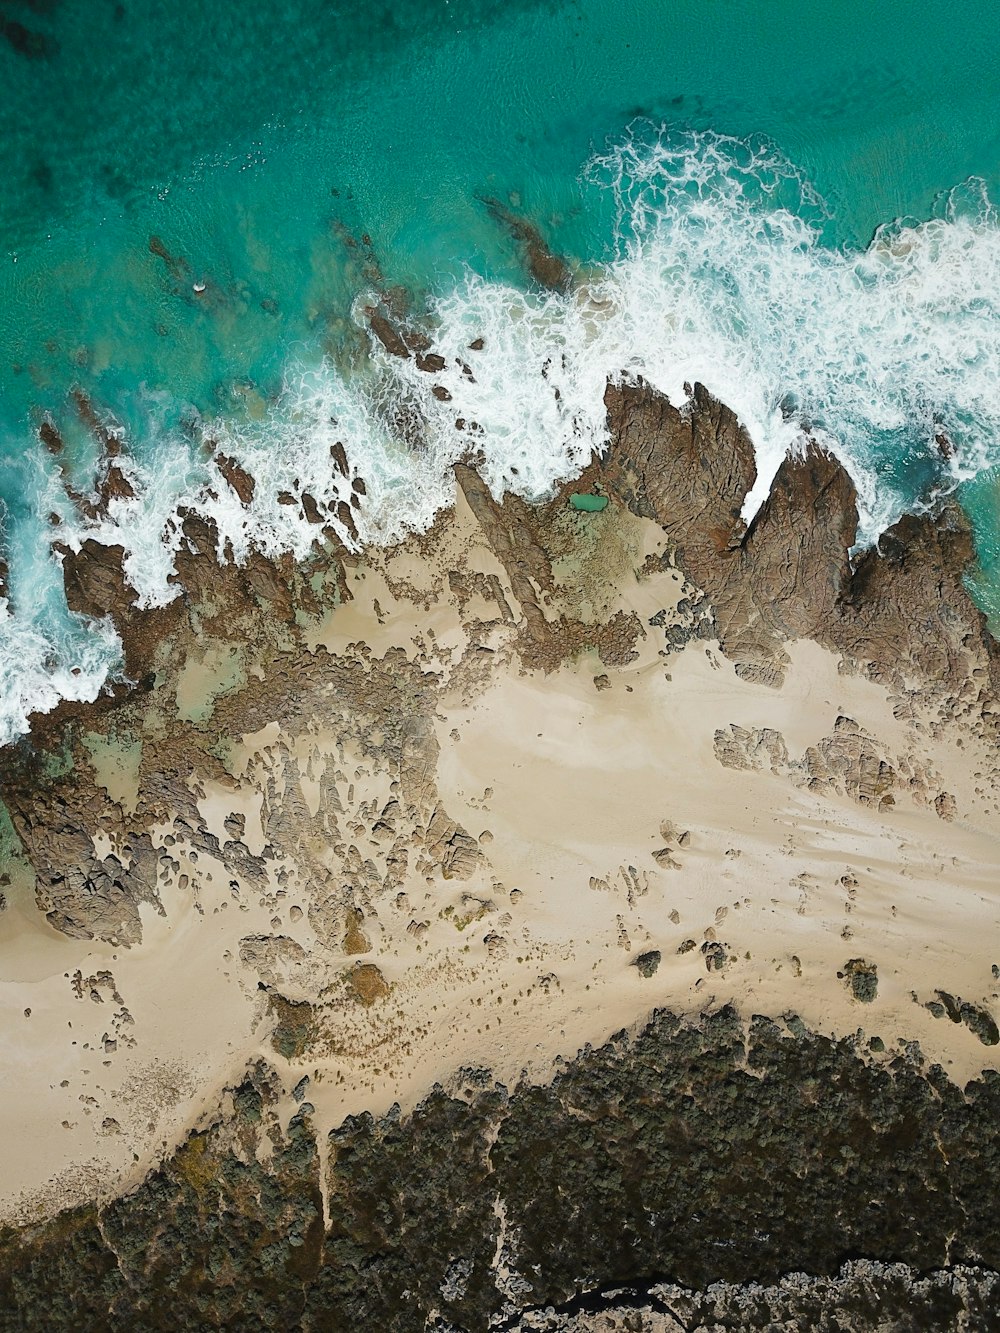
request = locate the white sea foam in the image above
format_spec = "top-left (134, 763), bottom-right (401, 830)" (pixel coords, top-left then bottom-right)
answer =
top-left (0, 598), bottom-right (119, 744)
top-left (2, 126), bottom-right (1000, 745)
top-left (0, 497), bottom-right (122, 746)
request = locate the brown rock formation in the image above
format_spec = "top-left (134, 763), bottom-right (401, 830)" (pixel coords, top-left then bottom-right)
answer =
top-left (60, 539), bottom-right (132, 624)
top-left (724, 444), bottom-right (857, 682)
top-left (215, 453), bottom-right (256, 506)
top-left (604, 376), bottom-right (999, 701)
top-left (58, 538), bottom-right (184, 683)
top-left (837, 506), bottom-right (1000, 695)
top-left (368, 309), bottom-right (411, 360)
top-left (2, 366), bottom-right (998, 950)
top-left (454, 463), bottom-right (553, 641)
top-left (454, 459), bottom-right (643, 670)
top-left (481, 197), bottom-right (575, 293)
top-left (1, 750), bottom-right (164, 944)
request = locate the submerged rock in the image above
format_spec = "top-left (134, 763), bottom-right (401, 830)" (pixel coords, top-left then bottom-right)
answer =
top-left (482, 197), bottom-right (576, 293)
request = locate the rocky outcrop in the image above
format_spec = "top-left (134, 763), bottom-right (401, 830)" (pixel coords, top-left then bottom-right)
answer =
top-left (4, 1008), bottom-right (1000, 1331)
top-left (215, 453), bottom-right (256, 506)
top-left (713, 715), bottom-right (940, 813)
top-left (837, 505), bottom-right (1000, 697)
top-left (604, 377), bottom-right (1000, 701)
top-left (604, 378), bottom-right (848, 685)
top-left (454, 460), bottom-right (644, 670)
top-left (603, 379), bottom-right (756, 584)
top-left (59, 537), bottom-right (185, 683)
top-left (455, 462), bottom-right (555, 642)
top-left (1, 760), bottom-right (163, 944)
top-left (722, 443), bottom-right (857, 683)
top-left (60, 539), bottom-right (132, 624)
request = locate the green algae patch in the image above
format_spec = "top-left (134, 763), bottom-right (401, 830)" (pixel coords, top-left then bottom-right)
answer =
top-left (268, 993), bottom-right (318, 1060)
top-left (346, 961), bottom-right (391, 1006)
top-left (569, 492), bottom-right (609, 513)
top-left (840, 957), bottom-right (878, 1002)
top-left (173, 1132), bottom-right (219, 1194)
top-left (82, 732), bottom-right (143, 815)
top-left (0, 801), bottom-right (22, 867)
top-left (175, 641), bottom-right (247, 725)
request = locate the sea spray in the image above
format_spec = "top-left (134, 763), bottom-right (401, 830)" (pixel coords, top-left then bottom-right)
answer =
top-left (588, 126), bottom-right (1000, 530)
top-left (2, 127), bottom-right (1000, 743)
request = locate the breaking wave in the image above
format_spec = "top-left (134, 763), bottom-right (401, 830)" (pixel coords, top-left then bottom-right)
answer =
top-left (2, 125), bottom-right (999, 744)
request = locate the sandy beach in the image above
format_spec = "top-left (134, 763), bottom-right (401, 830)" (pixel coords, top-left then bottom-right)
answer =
top-left (2, 471), bottom-right (998, 1231)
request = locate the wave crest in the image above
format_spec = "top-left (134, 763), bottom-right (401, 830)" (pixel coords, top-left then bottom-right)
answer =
top-left (2, 126), bottom-right (1000, 743)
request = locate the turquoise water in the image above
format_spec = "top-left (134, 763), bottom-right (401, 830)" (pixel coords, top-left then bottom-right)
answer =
top-left (1, 0), bottom-right (999, 738)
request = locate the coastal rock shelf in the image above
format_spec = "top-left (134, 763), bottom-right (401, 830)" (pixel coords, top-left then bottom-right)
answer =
top-left (1, 379), bottom-right (999, 1329)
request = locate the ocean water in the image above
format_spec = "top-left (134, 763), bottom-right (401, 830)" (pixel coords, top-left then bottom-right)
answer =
top-left (1, 0), bottom-right (999, 742)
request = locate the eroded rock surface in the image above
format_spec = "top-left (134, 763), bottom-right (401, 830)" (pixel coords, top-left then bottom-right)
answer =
top-left (2, 359), bottom-right (1000, 1332)
top-left (604, 376), bottom-right (1000, 705)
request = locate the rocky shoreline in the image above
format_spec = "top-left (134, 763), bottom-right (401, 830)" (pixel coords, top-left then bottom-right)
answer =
top-left (5, 371), bottom-right (996, 947)
top-left (1, 356), bottom-right (999, 1329)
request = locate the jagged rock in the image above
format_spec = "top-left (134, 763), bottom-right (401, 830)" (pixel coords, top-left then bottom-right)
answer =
top-left (368, 309), bottom-right (411, 359)
top-left (714, 724), bottom-right (789, 774)
top-left (1, 757), bottom-right (162, 944)
top-left (603, 378), bottom-right (788, 684)
top-left (652, 847), bottom-right (680, 870)
top-left (837, 506), bottom-right (1000, 698)
top-left (604, 380), bottom-right (755, 589)
top-left (98, 464), bottom-right (136, 506)
top-left (342, 907), bottom-right (370, 955)
top-left (715, 718), bottom-right (899, 811)
top-left (215, 453), bottom-right (256, 505)
top-left (798, 716), bottom-right (896, 809)
top-left (720, 443), bottom-right (857, 683)
top-left (455, 463), bottom-right (552, 641)
top-left (240, 934), bottom-right (309, 989)
top-left (935, 790), bottom-right (958, 821)
top-left (60, 539), bottom-right (133, 623)
top-left (603, 377), bottom-right (1000, 701)
top-left (455, 462), bottom-right (645, 670)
